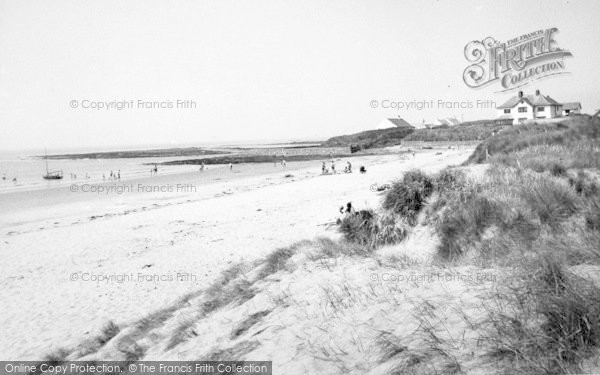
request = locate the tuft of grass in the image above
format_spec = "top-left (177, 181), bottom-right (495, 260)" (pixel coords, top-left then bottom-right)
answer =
top-left (338, 211), bottom-right (408, 249)
top-left (568, 170), bottom-right (599, 198)
top-left (309, 236), bottom-right (373, 259)
top-left (230, 310), bottom-right (271, 339)
top-left (256, 241), bottom-right (309, 280)
top-left (434, 168), bottom-right (467, 193)
top-left (382, 170), bottom-right (434, 224)
top-left (338, 209), bottom-right (376, 246)
top-left (484, 255), bottom-right (600, 373)
top-left (436, 193), bottom-right (502, 259)
top-left (99, 321), bottom-right (120, 344)
top-left (372, 213), bottom-right (409, 247)
top-left (41, 348), bottom-right (70, 364)
top-left (520, 179), bottom-right (578, 227)
top-left (402, 169), bottom-right (435, 197)
top-left (584, 198), bottom-right (600, 232)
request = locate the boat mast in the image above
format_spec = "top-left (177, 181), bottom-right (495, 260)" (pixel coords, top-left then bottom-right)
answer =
top-left (45, 148), bottom-right (49, 174)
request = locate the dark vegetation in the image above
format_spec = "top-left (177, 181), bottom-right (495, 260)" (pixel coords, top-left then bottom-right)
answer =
top-left (404, 123), bottom-right (507, 142)
top-left (322, 126), bottom-right (414, 150)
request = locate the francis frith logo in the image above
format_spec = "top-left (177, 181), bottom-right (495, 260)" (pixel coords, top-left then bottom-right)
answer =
top-left (463, 28), bottom-right (572, 92)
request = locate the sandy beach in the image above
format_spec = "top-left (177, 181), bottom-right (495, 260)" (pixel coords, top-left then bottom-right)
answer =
top-left (0, 148), bottom-right (472, 359)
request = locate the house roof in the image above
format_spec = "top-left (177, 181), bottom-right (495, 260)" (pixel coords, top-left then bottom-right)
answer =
top-left (435, 117), bottom-right (460, 126)
top-left (497, 93), bottom-right (562, 109)
top-left (562, 102), bottom-right (581, 110)
top-left (387, 117), bottom-right (414, 128)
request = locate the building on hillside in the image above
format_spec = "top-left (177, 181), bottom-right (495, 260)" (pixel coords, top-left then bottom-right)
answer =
top-left (561, 102), bottom-right (582, 116)
top-left (375, 116), bottom-right (414, 130)
top-left (496, 89), bottom-right (581, 125)
top-left (434, 117), bottom-right (460, 126)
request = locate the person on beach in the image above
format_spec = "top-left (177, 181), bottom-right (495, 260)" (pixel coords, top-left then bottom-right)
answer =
top-left (229, 163), bottom-right (233, 170)
top-left (344, 161), bottom-right (352, 173)
top-left (331, 161), bottom-right (336, 174)
top-left (338, 202), bottom-right (356, 222)
top-left (2, 174), bottom-right (5, 181)
top-left (281, 159), bottom-right (286, 167)
top-left (200, 162), bottom-right (205, 172)
top-left (118, 170), bottom-right (121, 180)
top-left (154, 164), bottom-right (158, 175)
top-left (12, 177), bottom-right (17, 183)
top-left (321, 162), bottom-right (327, 174)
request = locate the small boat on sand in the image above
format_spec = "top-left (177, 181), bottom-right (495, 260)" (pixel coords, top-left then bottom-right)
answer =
top-left (43, 149), bottom-right (63, 180)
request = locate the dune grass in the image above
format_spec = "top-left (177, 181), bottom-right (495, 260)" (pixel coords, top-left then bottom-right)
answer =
top-left (381, 169), bottom-right (435, 224)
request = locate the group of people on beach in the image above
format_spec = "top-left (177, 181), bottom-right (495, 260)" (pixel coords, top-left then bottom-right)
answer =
top-left (322, 160), bottom-right (352, 175)
top-left (102, 170), bottom-right (121, 181)
top-left (1, 174), bottom-right (17, 183)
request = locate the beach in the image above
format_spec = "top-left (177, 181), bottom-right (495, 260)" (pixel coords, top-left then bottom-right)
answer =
top-left (0, 148), bottom-right (473, 360)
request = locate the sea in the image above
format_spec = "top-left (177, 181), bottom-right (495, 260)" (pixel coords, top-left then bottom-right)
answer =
top-left (0, 142), bottom-right (318, 194)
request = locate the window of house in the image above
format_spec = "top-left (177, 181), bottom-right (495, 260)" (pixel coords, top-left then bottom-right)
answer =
top-left (518, 107), bottom-right (527, 113)
top-left (537, 107), bottom-right (545, 112)
top-left (503, 109), bottom-right (510, 113)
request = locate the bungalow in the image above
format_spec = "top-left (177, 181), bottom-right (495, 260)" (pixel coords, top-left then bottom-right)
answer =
top-left (496, 89), bottom-right (563, 125)
top-left (375, 116), bottom-right (415, 130)
top-left (561, 102), bottom-right (582, 116)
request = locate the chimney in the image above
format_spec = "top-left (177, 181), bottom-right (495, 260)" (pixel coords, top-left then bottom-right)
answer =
top-left (518, 91), bottom-right (523, 98)
top-left (535, 89), bottom-right (540, 96)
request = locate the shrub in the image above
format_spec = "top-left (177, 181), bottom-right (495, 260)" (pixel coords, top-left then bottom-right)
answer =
top-left (338, 209), bottom-right (376, 246)
top-left (382, 170), bottom-right (434, 224)
top-left (382, 182), bottom-right (424, 224)
top-left (402, 169), bottom-right (434, 197)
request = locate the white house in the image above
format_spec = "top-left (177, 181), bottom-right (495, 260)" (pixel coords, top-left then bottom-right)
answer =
top-left (561, 102), bottom-right (582, 116)
top-left (496, 90), bottom-right (563, 125)
top-left (375, 117), bottom-right (414, 129)
top-left (434, 117), bottom-right (460, 126)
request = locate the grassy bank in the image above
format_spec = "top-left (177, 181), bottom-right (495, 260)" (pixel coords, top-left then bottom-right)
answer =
top-left (404, 123), bottom-right (508, 142)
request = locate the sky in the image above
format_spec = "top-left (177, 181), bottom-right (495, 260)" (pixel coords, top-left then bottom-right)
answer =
top-left (1, 0), bottom-right (599, 152)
